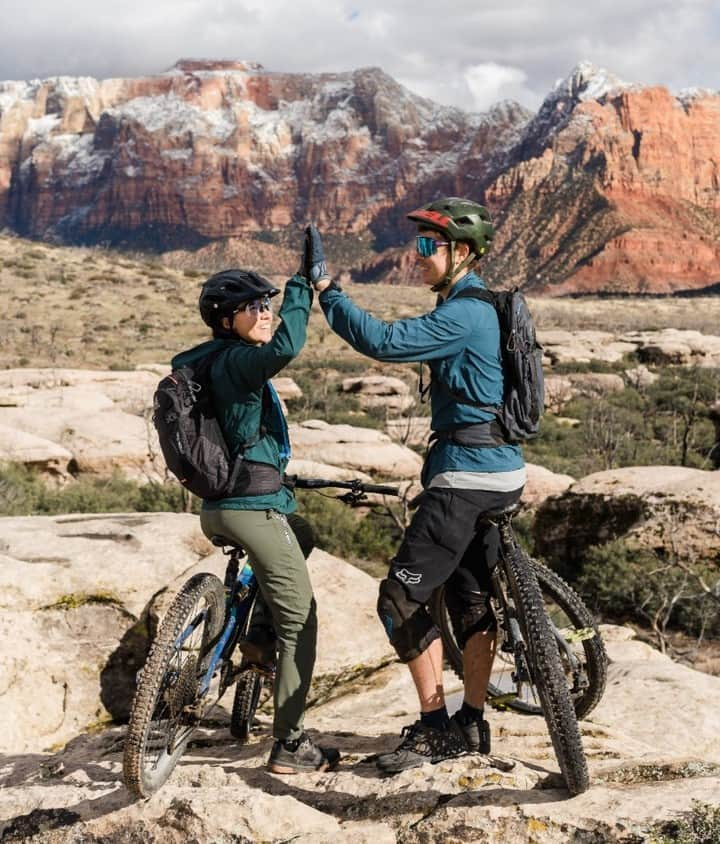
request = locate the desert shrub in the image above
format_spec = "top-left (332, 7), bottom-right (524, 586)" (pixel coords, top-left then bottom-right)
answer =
top-left (0, 463), bottom-right (194, 516)
top-left (295, 489), bottom-right (401, 574)
top-left (568, 539), bottom-right (720, 645)
top-left (524, 365), bottom-right (719, 475)
top-left (650, 800), bottom-right (720, 844)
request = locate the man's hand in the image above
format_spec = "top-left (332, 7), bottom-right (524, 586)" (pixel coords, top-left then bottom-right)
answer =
top-left (301, 224), bottom-right (330, 286)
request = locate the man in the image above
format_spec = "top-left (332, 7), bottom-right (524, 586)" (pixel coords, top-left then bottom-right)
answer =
top-left (176, 252), bottom-right (339, 774)
top-left (307, 199), bottom-right (526, 773)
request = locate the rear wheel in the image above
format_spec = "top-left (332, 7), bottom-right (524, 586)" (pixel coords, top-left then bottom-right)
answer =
top-left (230, 669), bottom-right (266, 742)
top-left (123, 573), bottom-right (225, 798)
top-left (503, 548), bottom-right (589, 795)
top-left (433, 557), bottom-right (607, 719)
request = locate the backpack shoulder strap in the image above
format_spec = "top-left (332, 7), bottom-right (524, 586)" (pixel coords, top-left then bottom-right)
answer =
top-left (449, 287), bottom-right (495, 305)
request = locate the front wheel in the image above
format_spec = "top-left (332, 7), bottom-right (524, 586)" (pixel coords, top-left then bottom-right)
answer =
top-left (433, 558), bottom-right (608, 719)
top-left (123, 572), bottom-right (226, 798)
top-left (504, 548), bottom-right (589, 795)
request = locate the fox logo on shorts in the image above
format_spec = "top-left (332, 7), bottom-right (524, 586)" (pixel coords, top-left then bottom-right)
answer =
top-left (395, 568), bottom-right (422, 585)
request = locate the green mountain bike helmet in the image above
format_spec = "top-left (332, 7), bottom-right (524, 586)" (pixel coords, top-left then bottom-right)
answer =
top-left (408, 197), bottom-right (495, 290)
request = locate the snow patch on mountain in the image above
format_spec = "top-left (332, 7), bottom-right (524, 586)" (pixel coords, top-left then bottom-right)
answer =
top-left (111, 94), bottom-right (236, 140)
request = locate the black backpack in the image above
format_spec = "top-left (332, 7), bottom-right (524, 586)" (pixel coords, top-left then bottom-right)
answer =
top-left (444, 287), bottom-right (544, 443)
top-left (153, 349), bottom-right (241, 500)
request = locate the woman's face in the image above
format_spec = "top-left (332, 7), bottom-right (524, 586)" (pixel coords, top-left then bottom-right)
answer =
top-left (228, 296), bottom-right (274, 344)
top-left (416, 227), bottom-right (469, 290)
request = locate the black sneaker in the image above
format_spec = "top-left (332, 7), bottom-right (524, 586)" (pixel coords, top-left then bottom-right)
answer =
top-left (375, 721), bottom-right (467, 774)
top-left (450, 712), bottom-right (491, 754)
top-left (268, 733), bottom-right (340, 774)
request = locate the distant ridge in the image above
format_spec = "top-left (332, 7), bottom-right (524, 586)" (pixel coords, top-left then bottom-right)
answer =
top-left (0, 60), bottom-right (718, 294)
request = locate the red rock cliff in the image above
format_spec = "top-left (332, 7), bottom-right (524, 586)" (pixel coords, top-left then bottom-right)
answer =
top-left (0, 60), bottom-right (717, 294)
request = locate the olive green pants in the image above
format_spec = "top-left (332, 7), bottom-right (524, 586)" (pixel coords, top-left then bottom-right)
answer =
top-left (200, 508), bottom-right (317, 741)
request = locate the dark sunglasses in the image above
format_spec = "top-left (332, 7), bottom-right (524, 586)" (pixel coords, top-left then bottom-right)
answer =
top-left (234, 295), bottom-right (273, 316)
top-left (416, 235), bottom-right (450, 258)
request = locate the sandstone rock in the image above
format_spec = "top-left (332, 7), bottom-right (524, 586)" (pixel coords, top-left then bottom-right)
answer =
top-left (621, 328), bottom-right (720, 367)
top-left (272, 376), bottom-right (303, 401)
top-left (289, 420), bottom-right (423, 479)
top-left (385, 415), bottom-right (431, 447)
top-left (341, 375), bottom-right (415, 415)
top-left (624, 363), bottom-right (659, 388)
top-left (567, 372), bottom-right (626, 397)
top-left (0, 368), bottom-right (300, 479)
top-left (539, 330), bottom-right (638, 364)
top-left (523, 463), bottom-right (575, 508)
top-left (356, 393), bottom-right (415, 414)
top-left (1, 622), bottom-right (719, 843)
top-left (0, 512), bottom-right (392, 754)
top-left (0, 423), bottom-right (73, 471)
top-left (534, 465), bottom-right (720, 567)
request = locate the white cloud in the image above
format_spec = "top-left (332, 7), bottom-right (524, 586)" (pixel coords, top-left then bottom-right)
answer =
top-left (0, 0), bottom-right (717, 111)
top-left (463, 63), bottom-right (535, 111)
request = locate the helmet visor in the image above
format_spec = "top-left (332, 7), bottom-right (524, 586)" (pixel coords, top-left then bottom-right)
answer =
top-left (416, 235), bottom-right (450, 258)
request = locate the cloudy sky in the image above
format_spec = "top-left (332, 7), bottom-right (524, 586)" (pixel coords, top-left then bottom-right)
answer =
top-left (2, 0), bottom-right (718, 111)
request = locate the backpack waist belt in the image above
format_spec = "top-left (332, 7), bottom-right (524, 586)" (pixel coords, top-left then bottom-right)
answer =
top-left (225, 459), bottom-right (283, 499)
top-left (430, 421), bottom-right (507, 448)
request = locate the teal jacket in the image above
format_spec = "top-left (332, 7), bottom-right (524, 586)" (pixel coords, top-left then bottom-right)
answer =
top-left (319, 272), bottom-right (524, 485)
top-left (171, 274), bottom-right (312, 513)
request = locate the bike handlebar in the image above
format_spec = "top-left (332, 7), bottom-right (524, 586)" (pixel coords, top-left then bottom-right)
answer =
top-left (284, 475), bottom-right (400, 497)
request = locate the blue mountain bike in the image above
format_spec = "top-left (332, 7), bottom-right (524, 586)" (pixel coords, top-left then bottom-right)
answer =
top-left (122, 477), bottom-right (398, 798)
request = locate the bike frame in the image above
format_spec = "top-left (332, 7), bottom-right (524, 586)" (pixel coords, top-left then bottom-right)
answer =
top-left (174, 548), bottom-right (258, 699)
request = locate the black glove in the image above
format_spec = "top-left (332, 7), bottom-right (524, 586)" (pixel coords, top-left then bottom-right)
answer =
top-left (301, 224), bottom-right (330, 285)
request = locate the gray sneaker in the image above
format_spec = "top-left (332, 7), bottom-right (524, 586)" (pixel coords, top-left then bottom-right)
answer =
top-left (375, 721), bottom-right (467, 774)
top-left (268, 733), bottom-right (340, 774)
top-left (450, 712), bottom-right (491, 754)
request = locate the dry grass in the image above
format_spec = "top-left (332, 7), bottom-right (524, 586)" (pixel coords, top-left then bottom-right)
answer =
top-left (1, 232), bottom-right (720, 371)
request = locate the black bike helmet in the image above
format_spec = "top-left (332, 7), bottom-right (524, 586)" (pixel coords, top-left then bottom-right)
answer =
top-left (199, 269), bottom-right (280, 330)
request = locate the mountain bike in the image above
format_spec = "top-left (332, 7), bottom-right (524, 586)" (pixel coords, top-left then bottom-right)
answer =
top-left (231, 489), bottom-right (595, 795)
top-left (122, 476), bottom-right (399, 798)
top-left (431, 549), bottom-right (607, 721)
top-left (432, 500), bottom-right (592, 794)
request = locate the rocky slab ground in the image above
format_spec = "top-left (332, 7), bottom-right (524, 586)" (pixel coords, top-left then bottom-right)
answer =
top-left (1, 514), bottom-right (720, 842)
top-left (1, 627), bottom-right (719, 842)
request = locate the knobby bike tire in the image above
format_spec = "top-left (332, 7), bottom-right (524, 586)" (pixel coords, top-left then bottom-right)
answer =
top-left (432, 558), bottom-right (608, 719)
top-left (123, 572), bottom-right (225, 798)
top-left (230, 669), bottom-right (265, 742)
top-left (504, 547), bottom-right (589, 795)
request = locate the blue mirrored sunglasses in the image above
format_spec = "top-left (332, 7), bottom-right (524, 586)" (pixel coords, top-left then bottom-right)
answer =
top-left (416, 235), bottom-right (450, 257)
top-left (236, 295), bottom-right (273, 315)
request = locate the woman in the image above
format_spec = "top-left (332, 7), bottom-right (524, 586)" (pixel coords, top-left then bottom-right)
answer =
top-left (171, 258), bottom-right (338, 774)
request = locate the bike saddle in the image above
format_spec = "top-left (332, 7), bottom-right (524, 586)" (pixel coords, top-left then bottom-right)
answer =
top-left (210, 534), bottom-right (244, 550)
top-left (482, 501), bottom-right (522, 520)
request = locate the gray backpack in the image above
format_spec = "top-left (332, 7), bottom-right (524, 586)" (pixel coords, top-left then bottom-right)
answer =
top-left (445, 287), bottom-right (544, 443)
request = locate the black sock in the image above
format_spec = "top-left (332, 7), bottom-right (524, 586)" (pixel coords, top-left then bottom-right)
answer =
top-left (420, 706), bottom-right (450, 730)
top-left (459, 700), bottom-right (485, 723)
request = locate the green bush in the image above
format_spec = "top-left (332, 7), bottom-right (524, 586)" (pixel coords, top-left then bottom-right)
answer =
top-left (0, 463), bottom-right (195, 516)
top-left (295, 489), bottom-right (401, 575)
top-left (650, 800), bottom-right (720, 843)
top-left (525, 365), bottom-right (719, 476)
top-left (570, 539), bottom-right (720, 641)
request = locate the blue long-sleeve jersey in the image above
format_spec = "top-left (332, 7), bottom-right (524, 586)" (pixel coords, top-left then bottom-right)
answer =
top-left (319, 272), bottom-right (525, 490)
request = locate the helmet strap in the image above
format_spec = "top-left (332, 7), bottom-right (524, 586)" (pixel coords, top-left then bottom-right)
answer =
top-left (430, 242), bottom-right (476, 293)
